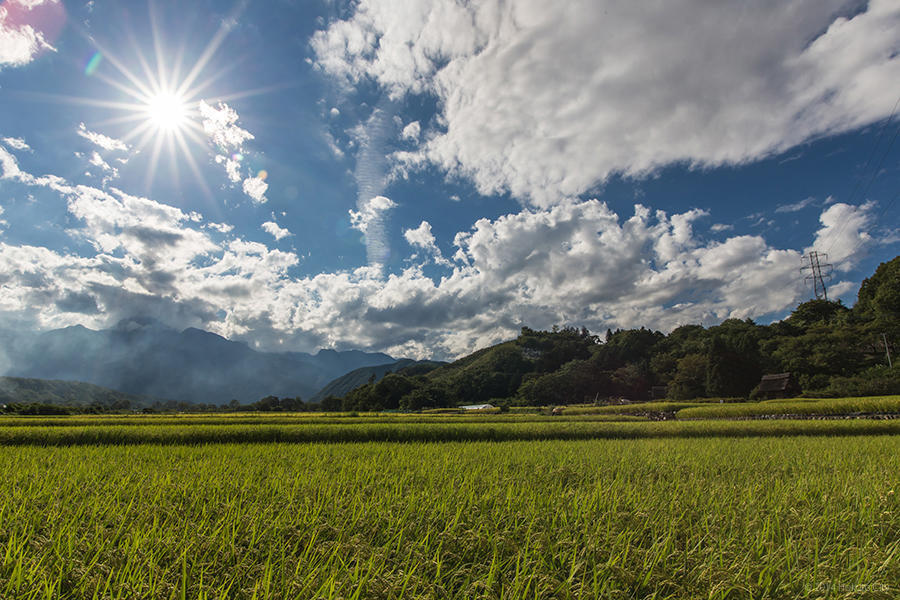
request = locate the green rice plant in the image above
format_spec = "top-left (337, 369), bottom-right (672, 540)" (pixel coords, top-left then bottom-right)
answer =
top-left (1, 418), bottom-right (900, 447)
top-left (677, 395), bottom-right (900, 420)
top-left (0, 412), bottom-right (647, 429)
top-left (0, 436), bottom-right (897, 598)
top-left (563, 402), bottom-right (704, 415)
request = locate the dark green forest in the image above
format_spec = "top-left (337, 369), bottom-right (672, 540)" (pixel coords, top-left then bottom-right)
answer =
top-left (334, 256), bottom-right (899, 411)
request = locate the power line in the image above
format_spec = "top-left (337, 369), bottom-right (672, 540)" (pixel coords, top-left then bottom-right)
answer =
top-left (843, 186), bottom-right (900, 261)
top-left (823, 94), bottom-right (900, 260)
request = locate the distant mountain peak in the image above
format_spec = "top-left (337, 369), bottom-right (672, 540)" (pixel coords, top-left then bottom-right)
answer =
top-left (113, 316), bottom-right (173, 332)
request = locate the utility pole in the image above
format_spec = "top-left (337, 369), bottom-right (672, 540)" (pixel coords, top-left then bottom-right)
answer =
top-left (801, 251), bottom-right (833, 300)
top-left (884, 333), bottom-right (893, 369)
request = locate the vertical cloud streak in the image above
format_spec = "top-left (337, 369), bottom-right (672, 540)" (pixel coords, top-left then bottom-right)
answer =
top-left (353, 101), bottom-right (396, 270)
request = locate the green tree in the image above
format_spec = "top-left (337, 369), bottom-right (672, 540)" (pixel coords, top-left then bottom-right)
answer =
top-left (855, 256), bottom-right (900, 320)
top-left (669, 353), bottom-right (707, 400)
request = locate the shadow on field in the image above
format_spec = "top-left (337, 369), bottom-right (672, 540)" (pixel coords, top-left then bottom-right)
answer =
top-left (1, 419), bottom-right (899, 446)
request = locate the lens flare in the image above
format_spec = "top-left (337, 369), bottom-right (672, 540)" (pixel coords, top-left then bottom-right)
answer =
top-left (85, 51), bottom-right (103, 76)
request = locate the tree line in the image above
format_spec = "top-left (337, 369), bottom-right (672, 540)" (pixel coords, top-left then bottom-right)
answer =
top-left (335, 256), bottom-right (899, 410)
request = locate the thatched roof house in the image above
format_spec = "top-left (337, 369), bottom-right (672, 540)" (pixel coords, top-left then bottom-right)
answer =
top-left (757, 373), bottom-right (801, 399)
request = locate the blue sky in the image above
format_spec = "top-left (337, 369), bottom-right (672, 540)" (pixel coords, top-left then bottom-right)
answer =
top-left (0, 0), bottom-right (898, 359)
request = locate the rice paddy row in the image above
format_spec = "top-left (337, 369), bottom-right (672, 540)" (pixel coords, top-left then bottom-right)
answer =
top-left (1, 418), bottom-right (900, 446)
top-left (676, 395), bottom-right (900, 420)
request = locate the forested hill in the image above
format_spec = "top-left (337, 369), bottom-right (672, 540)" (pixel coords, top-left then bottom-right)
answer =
top-left (0, 377), bottom-right (160, 412)
top-left (309, 359), bottom-right (444, 403)
top-left (337, 256), bottom-right (900, 411)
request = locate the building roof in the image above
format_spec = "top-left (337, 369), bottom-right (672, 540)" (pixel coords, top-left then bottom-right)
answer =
top-left (460, 403), bottom-right (494, 410)
top-left (758, 373), bottom-right (794, 393)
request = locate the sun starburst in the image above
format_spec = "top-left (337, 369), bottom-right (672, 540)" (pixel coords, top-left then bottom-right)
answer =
top-left (44, 3), bottom-right (261, 197)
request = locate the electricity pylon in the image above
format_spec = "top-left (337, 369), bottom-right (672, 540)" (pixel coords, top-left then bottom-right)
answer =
top-left (801, 251), bottom-right (833, 300)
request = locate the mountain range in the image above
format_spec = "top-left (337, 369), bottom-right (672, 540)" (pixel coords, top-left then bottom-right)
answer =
top-left (1, 317), bottom-right (396, 405)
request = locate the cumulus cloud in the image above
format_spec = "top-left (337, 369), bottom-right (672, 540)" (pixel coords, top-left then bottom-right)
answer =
top-left (350, 194), bottom-right (396, 232)
top-left (313, 0), bottom-right (900, 206)
top-left (710, 223), bottom-right (734, 233)
top-left (2, 137), bottom-right (30, 151)
top-left (403, 220), bottom-right (450, 266)
top-left (350, 195), bottom-right (396, 267)
top-left (199, 101), bottom-right (254, 150)
top-left (262, 220), bottom-right (292, 241)
top-left (403, 220), bottom-right (436, 249)
top-left (400, 120), bottom-right (420, 141)
top-left (87, 151), bottom-right (118, 180)
top-left (242, 175), bottom-right (268, 203)
top-left (215, 154), bottom-right (243, 183)
top-left (0, 0), bottom-right (58, 68)
top-left (76, 123), bottom-right (129, 152)
top-left (807, 201), bottom-right (874, 270)
top-left (0, 142), bottom-right (883, 359)
top-left (206, 222), bottom-right (234, 234)
top-left (199, 101), bottom-right (269, 202)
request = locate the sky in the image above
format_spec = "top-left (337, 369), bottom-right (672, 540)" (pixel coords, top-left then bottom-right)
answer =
top-left (0, 0), bottom-right (898, 360)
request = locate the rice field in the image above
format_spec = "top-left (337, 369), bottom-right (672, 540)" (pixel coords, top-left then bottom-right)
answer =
top-left (1, 412), bottom-right (898, 598)
top-left (676, 395), bottom-right (900, 420)
top-left (1, 434), bottom-right (898, 599)
top-left (1, 417), bottom-right (900, 446)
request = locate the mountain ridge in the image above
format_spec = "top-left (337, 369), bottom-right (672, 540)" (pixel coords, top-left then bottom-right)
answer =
top-left (2, 318), bottom-right (398, 405)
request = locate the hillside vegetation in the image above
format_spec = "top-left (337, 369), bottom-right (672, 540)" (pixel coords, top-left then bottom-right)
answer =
top-left (338, 256), bottom-right (899, 411)
top-left (0, 377), bottom-right (159, 413)
top-left (309, 359), bottom-right (444, 404)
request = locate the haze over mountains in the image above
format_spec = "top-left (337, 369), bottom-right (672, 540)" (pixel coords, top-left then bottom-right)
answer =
top-left (1, 318), bottom-right (397, 405)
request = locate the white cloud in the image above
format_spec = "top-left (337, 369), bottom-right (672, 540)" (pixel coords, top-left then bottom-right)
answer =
top-left (0, 145), bottom-right (883, 359)
top-left (2, 137), bottom-right (30, 151)
top-left (76, 123), bottom-right (129, 152)
top-left (262, 221), bottom-right (292, 241)
top-left (403, 220), bottom-right (450, 266)
top-left (400, 120), bottom-right (420, 141)
top-left (0, 146), bottom-right (25, 180)
top-left (403, 220), bottom-right (435, 248)
top-left (330, 107), bottom-right (340, 117)
top-left (0, 2), bottom-right (57, 69)
top-left (206, 222), bottom-right (234, 234)
top-left (200, 101), bottom-right (268, 201)
top-left (807, 201), bottom-right (874, 271)
top-left (710, 223), bottom-right (734, 233)
top-left (776, 196), bottom-right (817, 213)
top-left (215, 155), bottom-right (243, 183)
top-left (13, 0), bottom-right (60, 9)
top-left (242, 176), bottom-right (268, 203)
top-left (349, 194), bottom-right (396, 267)
top-left (88, 151), bottom-right (116, 174)
top-left (349, 194), bottom-right (396, 235)
top-left (314, 0), bottom-right (900, 206)
top-left (323, 131), bottom-right (344, 158)
top-left (199, 101), bottom-right (254, 150)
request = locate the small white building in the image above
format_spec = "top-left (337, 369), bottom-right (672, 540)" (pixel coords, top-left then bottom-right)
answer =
top-left (460, 403), bottom-right (494, 410)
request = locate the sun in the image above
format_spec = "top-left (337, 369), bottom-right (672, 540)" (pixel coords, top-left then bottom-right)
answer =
top-left (54, 3), bottom-right (271, 196)
top-left (146, 92), bottom-right (189, 131)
